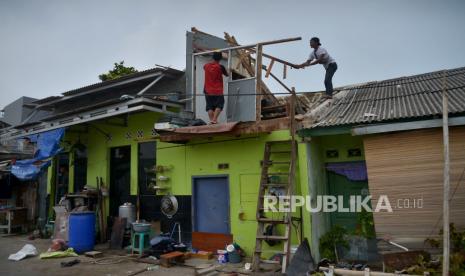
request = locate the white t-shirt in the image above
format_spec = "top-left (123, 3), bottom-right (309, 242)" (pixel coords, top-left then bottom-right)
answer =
top-left (308, 47), bottom-right (336, 69)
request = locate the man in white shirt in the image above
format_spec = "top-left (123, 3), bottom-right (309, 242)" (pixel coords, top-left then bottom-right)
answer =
top-left (294, 37), bottom-right (338, 99)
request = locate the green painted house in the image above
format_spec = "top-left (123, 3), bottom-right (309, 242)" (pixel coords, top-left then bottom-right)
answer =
top-left (0, 29), bottom-right (316, 261)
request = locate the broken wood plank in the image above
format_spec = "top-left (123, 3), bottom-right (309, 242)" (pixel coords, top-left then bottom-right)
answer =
top-left (265, 59), bottom-right (275, 78)
top-left (109, 217), bottom-right (126, 249)
top-left (160, 251), bottom-right (186, 267)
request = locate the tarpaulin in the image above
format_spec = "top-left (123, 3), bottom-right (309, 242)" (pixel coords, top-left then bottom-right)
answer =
top-left (11, 128), bottom-right (64, 181)
top-left (326, 161), bottom-right (368, 181)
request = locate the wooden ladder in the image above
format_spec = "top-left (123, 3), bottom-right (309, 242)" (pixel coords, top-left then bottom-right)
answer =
top-left (252, 139), bottom-right (297, 273)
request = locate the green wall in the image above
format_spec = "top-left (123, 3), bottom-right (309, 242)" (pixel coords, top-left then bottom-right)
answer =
top-left (305, 134), bottom-right (365, 260)
top-left (47, 111), bottom-right (313, 256)
top-left (157, 131), bottom-right (311, 255)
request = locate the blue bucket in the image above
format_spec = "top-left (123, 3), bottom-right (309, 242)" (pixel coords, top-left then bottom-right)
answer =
top-left (68, 211), bottom-right (95, 254)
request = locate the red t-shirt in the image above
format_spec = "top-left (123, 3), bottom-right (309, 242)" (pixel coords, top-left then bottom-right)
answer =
top-left (203, 62), bottom-right (227, 95)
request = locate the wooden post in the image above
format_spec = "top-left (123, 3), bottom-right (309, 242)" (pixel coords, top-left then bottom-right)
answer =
top-left (283, 64), bottom-right (287, 79)
top-left (442, 70), bottom-right (450, 276)
top-left (255, 44), bottom-right (263, 122)
top-left (290, 87), bottom-right (296, 141)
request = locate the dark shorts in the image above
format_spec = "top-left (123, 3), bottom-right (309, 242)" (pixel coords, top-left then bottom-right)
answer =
top-left (205, 94), bottom-right (225, 111)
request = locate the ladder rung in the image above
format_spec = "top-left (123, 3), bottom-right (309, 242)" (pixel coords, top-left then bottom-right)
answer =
top-left (262, 183), bottom-right (287, 187)
top-left (254, 249), bottom-right (287, 254)
top-left (260, 259), bottom-right (281, 264)
top-left (267, 140), bottom-right (291, 145)
top-left (256, 235), bottom-right (289, 241)
top-left (270, 150), bottom-right (291, 154)
top-left (259, 207), bottom-right (289, 211)
top-left (260, 195), bottom-right (290, 200)
top-left (266, 172), bottom-right (289, 175)
top-left (267, 161), bottom-right (291, 165)
top-left (257, 218), bottom-right (288, 224)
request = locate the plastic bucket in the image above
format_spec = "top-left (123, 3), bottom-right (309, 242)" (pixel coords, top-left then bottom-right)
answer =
top-left (217, 249), bottom-right (229, 263)
top-left (228, 250), bottom-right (242, 263)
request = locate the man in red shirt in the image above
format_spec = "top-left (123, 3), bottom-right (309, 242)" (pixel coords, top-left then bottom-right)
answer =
top-left (203, 52), bottom-right (228, 124)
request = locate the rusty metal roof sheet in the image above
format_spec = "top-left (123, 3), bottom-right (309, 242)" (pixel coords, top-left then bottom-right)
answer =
top-left (308, 66), bottom-right (465, 128)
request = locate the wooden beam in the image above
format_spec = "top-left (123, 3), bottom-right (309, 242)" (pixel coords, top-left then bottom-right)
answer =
top-left (265, 59), bottom-right (275, 78)
top-left (224, 32), bottom-right (278, 104)
top-left (268, 71), bottom-right (292, 93)
top-left (158, 117), bottom-right (291, 143)
top-left (255, 44), bottom-right (263, 122)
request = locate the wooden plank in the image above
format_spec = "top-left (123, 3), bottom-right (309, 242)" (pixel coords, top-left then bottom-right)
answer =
top-left (160, 251), bottom-right (186, 267)
top-left (192, 232), bottom-right (233, 252)
top-left (255, 44), bottom-right (263, 122)
top-left (109, 217), bottom-right (127, 249)
top-left (265, 59), bottom-right (275, 78)
top-left (268, 72), bottom-right (292, 93)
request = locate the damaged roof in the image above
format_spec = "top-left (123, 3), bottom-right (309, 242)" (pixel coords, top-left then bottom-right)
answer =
top-left (30, 67), bottom-right (184, 107)
top-left (307, 66), bottom-right (465, 128)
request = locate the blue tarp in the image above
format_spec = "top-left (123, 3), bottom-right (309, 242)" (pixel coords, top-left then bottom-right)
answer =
top-left (12, 128), bottom-right (65, 181)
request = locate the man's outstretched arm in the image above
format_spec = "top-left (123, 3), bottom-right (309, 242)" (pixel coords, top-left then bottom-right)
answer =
top-left (293, 59), bottom-right (312, 69)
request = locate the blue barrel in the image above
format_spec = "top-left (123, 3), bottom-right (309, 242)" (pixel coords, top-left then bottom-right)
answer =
top-left (68, 211), bottom-right (95, 254)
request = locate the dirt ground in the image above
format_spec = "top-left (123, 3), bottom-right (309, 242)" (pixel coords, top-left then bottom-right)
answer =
top-left (0, 234), bottom-right (204, 276)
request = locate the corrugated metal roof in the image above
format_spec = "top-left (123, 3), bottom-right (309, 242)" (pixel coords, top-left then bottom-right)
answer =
top-left (62, 67), bottom-right (183, 96)
top-left (308, 66), bottom-right (465, 128)
top-left (27, 67), bottom-right (184, 108)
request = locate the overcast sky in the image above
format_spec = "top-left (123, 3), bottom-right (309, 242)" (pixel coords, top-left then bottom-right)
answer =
top-left (1, 0), bottom-right (464, 109)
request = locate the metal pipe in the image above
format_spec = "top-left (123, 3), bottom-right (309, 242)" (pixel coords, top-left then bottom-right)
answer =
top-left (191, 54), bottom-right (196, 115)
top-left (442, 70), bottom-right (450, 276)
top-left (136, 74), bottom-right (164, 96)
top-left (193, 37), bottom-right (301, 56)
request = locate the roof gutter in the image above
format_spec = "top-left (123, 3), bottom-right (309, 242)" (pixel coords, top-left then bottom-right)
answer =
top-left (351, 116), bottom-right (465, 136)
top-left (0, 97), bottom-right (184, 141)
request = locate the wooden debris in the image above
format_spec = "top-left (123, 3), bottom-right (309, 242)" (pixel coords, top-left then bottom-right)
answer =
top-left (196, 264), bottom-right (222, 276)
top-left (109, 217), bottom-right (127, 249)
top-left (265, 59), bottom-right (275, 78)
top-left (160, 251), bottom-right (187, 268)
top-left (189, 251), bottom-right (214, 260)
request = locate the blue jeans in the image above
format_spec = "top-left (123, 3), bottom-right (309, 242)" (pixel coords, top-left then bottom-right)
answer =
top-left (324, 62), bottom-right (338, 96)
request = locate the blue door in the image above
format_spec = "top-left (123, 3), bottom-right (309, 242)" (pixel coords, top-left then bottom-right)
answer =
top-left (193, 176), bottom-right (230, 234)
